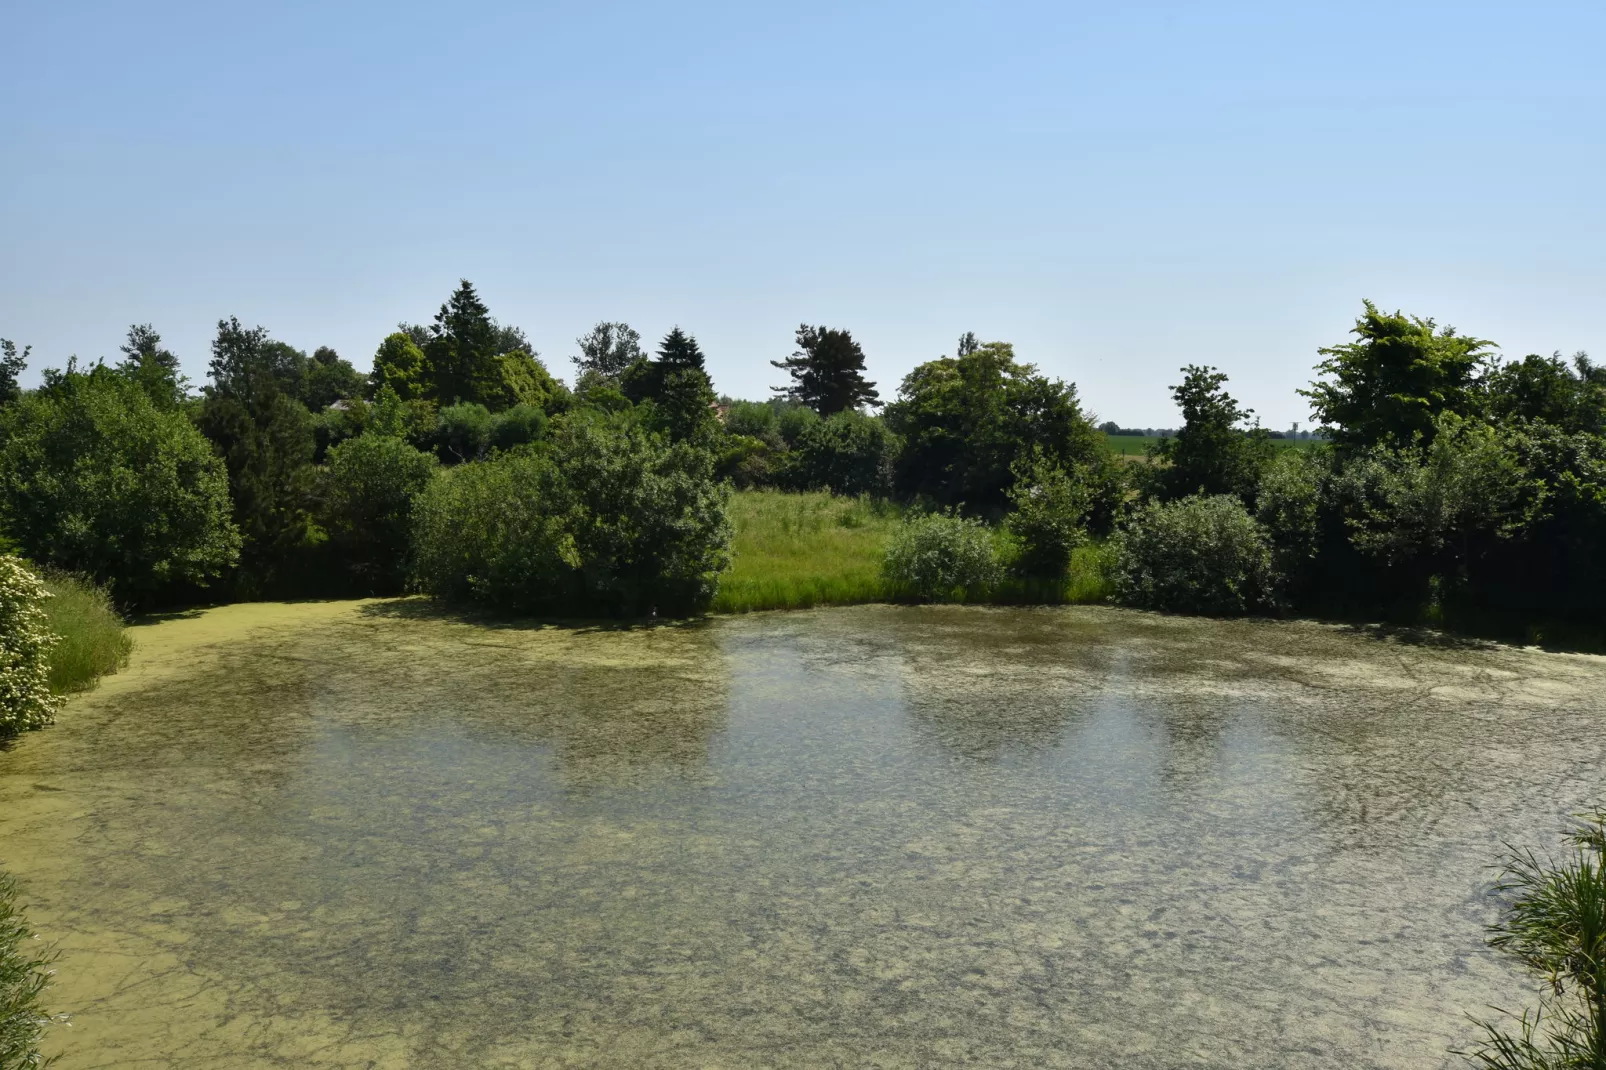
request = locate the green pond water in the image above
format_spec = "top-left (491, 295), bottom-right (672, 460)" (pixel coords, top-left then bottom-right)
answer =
top-left (3, 601), bottom-right (1605, 1068)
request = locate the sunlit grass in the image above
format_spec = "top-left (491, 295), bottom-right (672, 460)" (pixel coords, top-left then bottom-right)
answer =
top-left (41, 571), bottom-right (132, 694)
top-left (712, 490), bottom-right (901, 612)
top-left (712, 490), bottom-right (1115, 613)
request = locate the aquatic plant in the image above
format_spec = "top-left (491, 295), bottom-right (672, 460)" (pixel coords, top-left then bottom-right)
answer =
top-left (1461, 810), bottom-right (1606, 1069)
top-left (0, 557), bottom-right (60, 739)
top-left (0, 868), bottom-right (59, 1070)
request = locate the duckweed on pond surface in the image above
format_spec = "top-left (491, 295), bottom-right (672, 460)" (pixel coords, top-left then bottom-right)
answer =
top-left (2, 601), bottom-right (1605, 1068)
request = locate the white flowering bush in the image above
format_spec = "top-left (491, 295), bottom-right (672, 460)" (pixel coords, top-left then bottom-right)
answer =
top-left (882, 512), bottom-right (1001, 601)
top-left (0, 556), bottom-right (61, 738)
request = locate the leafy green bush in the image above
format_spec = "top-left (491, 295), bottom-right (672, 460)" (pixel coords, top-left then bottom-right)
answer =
top-left (0, 556), bottom-right (60, 739)
top-left (0, 366), bottom-right (240, 604)
top-left (882, 512), bottom-right (1001, 602)
top-left (487, 403), bottom-right (548, 453)
top-left (40, 571), bottom-right (131, 694)
top-left (1005, 451), bottom-right (1090, 579)
top-left (0, 866), bottom-right (60, 1070)
top-left (319, 434), bottom-right (439, 594)
top-left (1113, 494), bottom-right (1278, 615)
top-left (433, 402), bottom-right (495, 462)
top-left (412, 419), bottom-right (732, 616)
top-left (784, 410), bottom-right (899, 497)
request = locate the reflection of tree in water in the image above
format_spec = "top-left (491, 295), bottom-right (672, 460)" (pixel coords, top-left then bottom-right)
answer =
top-left (335, 611), bottom-right (732, 791)
top-left (1140, 695), bottom-right (1235, 797)
top-left (895, 634), bottom-right (1111, 762)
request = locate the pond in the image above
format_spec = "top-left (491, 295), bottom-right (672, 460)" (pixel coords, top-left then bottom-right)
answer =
top-left (3, 601), bottom-right (1604, 1068)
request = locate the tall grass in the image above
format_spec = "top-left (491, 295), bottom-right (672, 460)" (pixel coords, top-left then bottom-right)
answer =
top-left (712, 490), bottom-right (901, 612)
top-left (711, 490), bottom-right (1116, 613)
top-left (40, 572), bottom-right (132, 694)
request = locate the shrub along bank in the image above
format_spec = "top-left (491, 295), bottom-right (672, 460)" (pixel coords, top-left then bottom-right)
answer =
top-left (0, 295), bottom-right (1600, 640)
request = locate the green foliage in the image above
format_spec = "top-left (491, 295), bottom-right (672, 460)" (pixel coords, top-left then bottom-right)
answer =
top-left (1337, 414), bottom-right (1536, 570)
top-left (1461, 810), bottom-right (1606, 1069)
top-left (0, 341), bottom-right (27, 406)
top-left (771, 324), bottom-right (880, 415)
top-left (882, 511), bottom-right (1002, 602)
top-left (40, 570), bottom-right (131, 695)
top-left (723, 400), bottom-right (781, 443)
top-left (196, 322), bottom-right (318, 599)
top-left (1479, 352), bottom-right (1606, 436)
top-left (784, 409), bottom-right (899, 497)
top-left (656, 326), bottom-right (706, 374)
top-left (319, 434), bottom-right (438, 594)
top-left (775, 402), bottom-right (821, 447)
top-left (0, 865), bottom-right (60, 1070)
top-left (297, 346), bottom-right (364, 411)
top-left (1114, 495), bottom-right (1278, 615)
top-left (369, 331), bottom-right (432, 401)
top-left (1303, 300), bottom-right (1494, 449)
top-left (473, 349), bottom-right (566, 414)
top-left (487, 403), bottom-right (548, 453)
top-left (884, 340), bottom-right (1117, 519)
top-left (1005, 450), bottom-right (1091, 579)
top-left (713, 490), bottom-right (900, 612)
top-left (433, 402), bottom-right (495, 462)
top-left (0, 556), bottom-right (60, 739)
top-left (115, 323), bottom-right (187, 408)
top-left (1150, 365), bottom-right (1275, 504)
top-left (412, 418), bottom-right (732, 616)
top-left (0, 364), bottom-right (240, 602)
top-left (647, 368), bottom-right (720, 446)
top-left (368, 386), bottom-right (437, 444)
top-left (572, 322), bottom-right (645, 381)
top-left (715, 435), bottom-right (776, 490)
top-left (426, 279), bottom-right (500, 405)
top-left (1254, 446), bottom-right (1330, 585)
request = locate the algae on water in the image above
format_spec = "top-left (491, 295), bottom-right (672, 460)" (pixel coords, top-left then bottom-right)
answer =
top-left (2, 600), bottom-right (1604, 1068)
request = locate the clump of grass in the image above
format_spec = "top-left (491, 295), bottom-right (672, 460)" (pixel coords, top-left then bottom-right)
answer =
top-left (40, 571), bottom-right (132, 694)
top-left (712, 490), bottom-right (901, 612)
top-left (0, 867), bottom-right (61, 1070)
top-left (1459, 808), bottom-right (1606, 1068)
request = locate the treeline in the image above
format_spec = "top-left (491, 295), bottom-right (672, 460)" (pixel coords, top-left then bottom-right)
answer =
top-left (1113, 302), bottom-right (1606, 639)
top-left (0, 288), bottom-right (1599, 637)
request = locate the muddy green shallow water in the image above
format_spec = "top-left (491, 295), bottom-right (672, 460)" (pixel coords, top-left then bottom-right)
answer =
top-left (3, 602), bottom-right (1605, 1069)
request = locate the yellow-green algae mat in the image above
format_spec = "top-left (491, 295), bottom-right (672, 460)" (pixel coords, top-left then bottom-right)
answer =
top-left (3, 600), bottom-right (1606, 1068)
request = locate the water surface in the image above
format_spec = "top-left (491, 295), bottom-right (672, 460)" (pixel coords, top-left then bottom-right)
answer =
top-left (3, 601), bottom-right (1604, 1068)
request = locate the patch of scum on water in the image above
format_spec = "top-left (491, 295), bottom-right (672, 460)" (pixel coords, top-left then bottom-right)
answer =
top-left (2, 600), bottom-right (1604, 1068)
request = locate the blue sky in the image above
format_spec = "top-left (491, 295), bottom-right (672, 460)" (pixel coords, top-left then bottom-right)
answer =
top-left (2, 0), bottom-right (1601, 426)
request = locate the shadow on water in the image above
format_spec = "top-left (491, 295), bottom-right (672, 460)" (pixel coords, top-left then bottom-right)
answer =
top-left (356, 595), bottom-right (713, 635)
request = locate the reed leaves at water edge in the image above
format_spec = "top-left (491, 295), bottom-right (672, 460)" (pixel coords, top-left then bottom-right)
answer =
top-left (1462, 810), bottom-right (1606, 1069)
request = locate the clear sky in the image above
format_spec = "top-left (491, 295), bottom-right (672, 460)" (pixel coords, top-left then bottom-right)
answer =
top-left (2, 1), bottom-right (1601, 427)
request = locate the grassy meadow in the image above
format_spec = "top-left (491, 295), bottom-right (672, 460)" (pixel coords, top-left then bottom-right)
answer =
top-left (714, 489), bottom-right (1114, 614)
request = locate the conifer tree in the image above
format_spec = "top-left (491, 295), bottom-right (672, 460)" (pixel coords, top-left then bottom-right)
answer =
top-left (656, 326), bottom-right (706, 373)
top-left (771, 324), bottom-right (880, 416)
top-left (427, 279), bottom-right (499, 405)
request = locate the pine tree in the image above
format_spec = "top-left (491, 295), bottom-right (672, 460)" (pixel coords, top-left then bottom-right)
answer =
top-left (656, 326), bottom-right (706, 373)
top-left (771, 324), bottom-right (880, 416)
top-left (427, 280), bottom-right (499, 405)
top-left (117, 325), bottom-right (188, 408)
